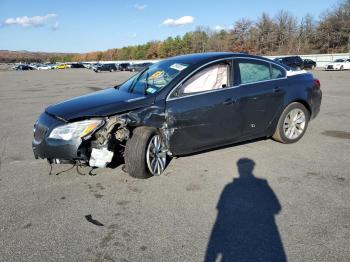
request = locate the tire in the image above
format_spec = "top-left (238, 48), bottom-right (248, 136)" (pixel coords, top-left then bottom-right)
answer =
top-left (272, 102), bottom-right (310, 144)
top-left (125, 127), bottom-right (167, 179)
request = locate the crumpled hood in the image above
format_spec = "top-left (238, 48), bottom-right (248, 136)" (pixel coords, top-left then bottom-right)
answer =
top-left (46, 88), bottom-right (154, 121)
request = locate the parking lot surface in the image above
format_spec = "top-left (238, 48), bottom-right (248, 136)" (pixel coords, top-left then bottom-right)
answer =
top-left (0, 69), bottom-right (349, 261)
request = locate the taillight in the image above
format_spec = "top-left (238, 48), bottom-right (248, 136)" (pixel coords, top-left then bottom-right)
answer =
top-left (314, 78), bottom-right (321, 89)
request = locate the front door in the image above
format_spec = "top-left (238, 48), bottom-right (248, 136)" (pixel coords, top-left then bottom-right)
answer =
top-left (166, 60), bottom-right (242, 155)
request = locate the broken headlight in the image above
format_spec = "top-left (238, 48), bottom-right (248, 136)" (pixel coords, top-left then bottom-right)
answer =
top-left (49, 119), bottom-right (103, 141)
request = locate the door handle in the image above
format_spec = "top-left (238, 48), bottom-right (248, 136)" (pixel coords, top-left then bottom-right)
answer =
top-left (223, 98), bottom-right (238, 105)
top-left (273, 87), bottom-right (282, 93)
top-left (223, 98), bottom-right (233, 105)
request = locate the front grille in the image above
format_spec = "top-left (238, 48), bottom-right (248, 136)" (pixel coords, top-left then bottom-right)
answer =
top-left (34, 124), bottom-right (48, 143)
top-left (327, 65), bottom-right (334, 70)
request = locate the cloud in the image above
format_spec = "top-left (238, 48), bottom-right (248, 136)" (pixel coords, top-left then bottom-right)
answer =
top-left (212, 24), bottom-right (234, 31)
top-left (134, 4), bottom-right (147, 10)
top-left (129, 33), bottom-right (137, 38)
top-left (51, 21), bottom-right (59, 31)
top-left (213, 25), bottom-right (226, 31)
top-left (162, 16), bottom-right (194, 27)
top-left (3, 14), bottom-right (57, 27)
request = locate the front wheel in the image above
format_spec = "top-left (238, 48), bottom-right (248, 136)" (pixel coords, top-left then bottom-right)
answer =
top-left (125, 127), bottom-right (168, 178)
top-left (272, 102), bottom-right (310, 144)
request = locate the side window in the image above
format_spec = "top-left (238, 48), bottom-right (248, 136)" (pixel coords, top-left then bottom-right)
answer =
top-left (271, 64), bottom-right (286, 79)
top-left (180, 63), bottom-right (229, 95)
top-left (238, 60), bottom-right (270, 84)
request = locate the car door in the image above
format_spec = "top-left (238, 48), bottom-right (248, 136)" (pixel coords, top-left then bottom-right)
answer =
top-left (235, 59), bottom-right (286, 137)
top-left (165, 60), bottom-right (242, 155)
top-left (345, 59), bottom-right (350, 69)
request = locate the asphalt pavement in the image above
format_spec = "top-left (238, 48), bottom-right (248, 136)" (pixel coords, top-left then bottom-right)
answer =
top-left (0, 68), bottom-right (349, 261)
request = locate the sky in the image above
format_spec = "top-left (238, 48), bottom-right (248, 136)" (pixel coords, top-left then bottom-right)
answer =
top-left (0, 0), bottom-right (338, 53)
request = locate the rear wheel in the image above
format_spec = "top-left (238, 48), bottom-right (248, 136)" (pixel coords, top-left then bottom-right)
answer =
top-left (125, 127), bottom-right (168, 178)
top-left (272, 102), bottom-right (310, 144)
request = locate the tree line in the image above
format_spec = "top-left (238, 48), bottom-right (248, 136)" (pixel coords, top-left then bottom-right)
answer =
top-left (1, 0), bottom-right (349, 63)
top-left (71, 0), bottom-right (350, 62)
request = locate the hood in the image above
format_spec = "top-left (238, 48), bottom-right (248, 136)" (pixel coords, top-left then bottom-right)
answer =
top-left (327, 61), bottom-right (344, 66)
top-left (46, 87), bottom-right (154, 121)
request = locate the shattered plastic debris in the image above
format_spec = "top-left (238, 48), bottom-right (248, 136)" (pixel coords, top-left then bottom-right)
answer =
top-left (89, 148), bottom-right (114, 168)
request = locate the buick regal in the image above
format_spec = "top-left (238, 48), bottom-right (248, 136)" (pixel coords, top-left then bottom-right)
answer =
top-left (32, 52), bottom-right (322, 178)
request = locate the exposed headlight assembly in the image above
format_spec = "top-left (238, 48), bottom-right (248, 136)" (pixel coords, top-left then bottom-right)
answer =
top-left (49, 119), bottom-right (104, 141)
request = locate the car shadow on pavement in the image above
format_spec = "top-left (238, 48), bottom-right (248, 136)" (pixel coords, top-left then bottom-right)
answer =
top-left (204, 158), bottom-right (286, 262)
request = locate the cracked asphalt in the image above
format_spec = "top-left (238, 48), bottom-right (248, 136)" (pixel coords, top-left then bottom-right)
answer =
top-left (0, 68), bottom-right (349, 261)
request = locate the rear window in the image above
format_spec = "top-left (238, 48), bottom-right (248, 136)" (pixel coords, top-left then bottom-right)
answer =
top-left (238, 60), bottom-right (270, 84)
top-left (271, 64), bottom-right (286, 79)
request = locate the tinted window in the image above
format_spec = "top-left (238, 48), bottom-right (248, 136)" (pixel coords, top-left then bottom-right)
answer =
top-left (271, 64), bottom-right (285, 79)
top-left (238, 60), bottom-right (270, 84)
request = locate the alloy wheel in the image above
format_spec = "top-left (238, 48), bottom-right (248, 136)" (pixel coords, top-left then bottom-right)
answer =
top-left (146, 135), bottom-right (167, 176)
top-left (283, 109), bottom-right (306, 139)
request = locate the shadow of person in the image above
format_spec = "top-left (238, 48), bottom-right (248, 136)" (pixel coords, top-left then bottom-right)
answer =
top-left (204, 158), bottom-right (286, 262)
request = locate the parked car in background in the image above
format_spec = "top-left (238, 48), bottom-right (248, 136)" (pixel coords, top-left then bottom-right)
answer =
top-left (57, 64), bottom-right (68, 69)
top-left (32, 52), bottom-right (322, 179)
top-left (70, 63), bottom-right (86, 69)
top-left (118, 63), bottom-right (131, 71)
top-left (13, 64), bottom-right (36, 70)
top-left (93, 63), bottom-right (118, 72)
top-left (35, 64), bottom-right (51, 70)
top-left (82, 63), bottom-right (93, 69)
top-left (128, 62), bottom-right (153, 72)
top-left (274, 56), bottom-right (304, 69)
top-left (303, 59), bottom-right (317, 69)
top-left (324, 58), bottom-right (350, 71)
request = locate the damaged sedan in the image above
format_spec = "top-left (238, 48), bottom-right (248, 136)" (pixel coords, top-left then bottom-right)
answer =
top-left (32, 52), bottom-right (322, 178)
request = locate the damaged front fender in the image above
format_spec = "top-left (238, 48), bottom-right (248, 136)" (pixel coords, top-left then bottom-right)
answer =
top-left (32, 101), bottom-right (173, 168)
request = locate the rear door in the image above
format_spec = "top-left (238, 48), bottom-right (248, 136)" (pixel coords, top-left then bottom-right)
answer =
top-left (235, 59), bottom-right (286, 137)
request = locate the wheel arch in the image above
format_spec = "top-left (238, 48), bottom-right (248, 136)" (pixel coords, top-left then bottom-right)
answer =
top-left (269, 99), bottom-right (311, 137)
top-left (289, 99), bottom-right (312, 116)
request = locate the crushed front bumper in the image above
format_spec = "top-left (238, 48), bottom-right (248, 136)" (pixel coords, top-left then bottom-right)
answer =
top-left (32, 112), bottom-right (88, 162)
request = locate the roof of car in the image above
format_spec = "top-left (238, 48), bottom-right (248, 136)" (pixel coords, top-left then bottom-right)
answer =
top-left (165, 52), bottom-right (270, 65)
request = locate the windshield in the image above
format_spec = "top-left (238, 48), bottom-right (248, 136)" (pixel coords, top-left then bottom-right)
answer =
top-left (334, 59), bottom-right (345, 62)
top-left (118, 60), bottom-right (189, 95)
